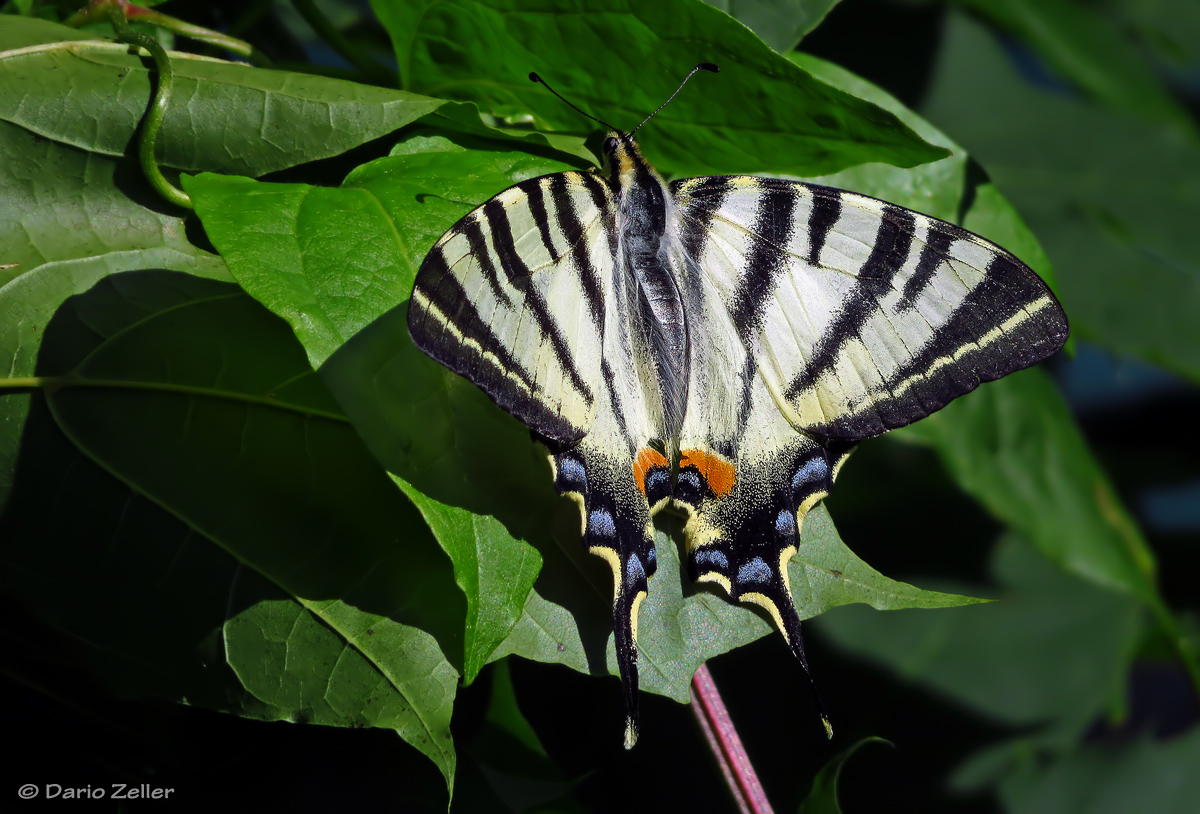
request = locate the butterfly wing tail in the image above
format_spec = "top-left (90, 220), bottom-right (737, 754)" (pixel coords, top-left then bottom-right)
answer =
top-left (552, 443), bottom-right (660, 748)
top-left (679, 438), bottom-right (849, 740)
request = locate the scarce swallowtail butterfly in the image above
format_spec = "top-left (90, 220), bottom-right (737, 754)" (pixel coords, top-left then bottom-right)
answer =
top-left (408, 64), bottom-right (1069, 748)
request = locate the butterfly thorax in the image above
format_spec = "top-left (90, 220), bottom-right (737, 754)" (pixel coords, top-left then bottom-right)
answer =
top-left (603, 132), bottom-right (690, 442)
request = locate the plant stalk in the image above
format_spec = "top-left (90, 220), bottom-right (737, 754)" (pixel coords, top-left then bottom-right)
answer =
top-left (691, 664), bottom-right (774, 814)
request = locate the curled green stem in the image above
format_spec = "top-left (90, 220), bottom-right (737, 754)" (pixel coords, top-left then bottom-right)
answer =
top-left (104, 4), bottom-right (192, 210)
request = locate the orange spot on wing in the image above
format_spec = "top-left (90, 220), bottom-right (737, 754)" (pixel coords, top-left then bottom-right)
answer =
top-left (680, 449), bottom-right (737, 498)
top-left (633, 448), bottom-right (670, 496)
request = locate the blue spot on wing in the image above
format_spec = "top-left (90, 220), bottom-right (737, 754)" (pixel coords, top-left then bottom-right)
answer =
top-left (791, 456), bottom-right (828, 492)
top-left (737, 557), bottom-right (772, 585)
top-left (558, 455), bottom-right (587, 490)
top-left (626, 553), bottom-right (645, 583)
top-left (588, 508), bottom-right (616, 538)
top-left (693, 548), bottom-right (729, 570)
top-left (775, 509), bottom-right (797, 537)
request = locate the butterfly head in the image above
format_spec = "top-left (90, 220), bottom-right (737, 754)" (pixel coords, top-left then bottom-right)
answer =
top-left (600, 131), bottom-right (657, 187)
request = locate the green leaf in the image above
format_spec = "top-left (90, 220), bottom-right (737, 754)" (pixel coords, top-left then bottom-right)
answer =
top-left (921, 10), bottom-right (1200, 384)
top-left (0, 26), bottom-right (444, 176)
top-left (0, 17), bottom-right (93, 51)
top-left (996, 727), bottom-right (1200, 814)
top-left (797, 736), bottom-right (890, 814)
top-left (625, 509), bottom-right (985, 703)
top-left (814, 534), bottom-right (1142, 735)
top-left (374, 0), bottom-right (949, 178)
top-left (20, 271), bottom-right (462, 789)
top-left (395, 476), bottom-right (544, 684)
top-left (946, 0), bottom-right (1192, 127)
top-left (787, 52), bottom-right (967, 223)
top-left (0, 245), bottom-right (229, 510)
top-left (486, 590), bottom-right (590, 675)
top-left (0, 120), bottom-right (223, 284)
top-left (182, 145), bottom-right (580, 368)
top-left (897, 368), bottom-right (1157, 604)
top-left (703, 0), bottom-right (842, 53)
top-left (466, 660), bottom-right (584, 813)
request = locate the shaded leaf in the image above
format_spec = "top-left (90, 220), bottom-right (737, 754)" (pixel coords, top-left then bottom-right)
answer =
top-left (1, 394), bottom-right (273, 716)
top-left (922, 10), bottom-right (1200, 383)
top-left (0, 244), bottom-right (229, 510)
top-left (467, 660), bottom-right (585, 813)
top-left (814, 534), bottom-right (1142, 734)
top-left (24, 271), bottom-right (461, 788)
top-left (374, 0), bottom-right (950, 178)
top-left (898, 368), bottom-right (1158, 604)
top-left (797, 736), bottom-right (890, 814)
top-left (996, 727), bottom-right (1200, 814)
top-left (947, 0), bottom-right (1192, 127)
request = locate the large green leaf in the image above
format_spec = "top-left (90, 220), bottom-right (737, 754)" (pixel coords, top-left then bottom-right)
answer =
top-left (621, 510), bottom-right (983, 703)
top-left (0, 18), bottom-right (443, 175)
top-left (374, 0), bottom-right (950, 178)
top-left (1, 395), bottom-right (273, 716)
top-left (921, 10), bottom-right (1200, 384)
top-left (15, 271), bottom-right (462, 788)
top-left (182, 142), bottom-right (582, 368)
top-left (814, 534), bottom-right (1142, 735)
top-left (898, 368), bottom-right (1157, 604)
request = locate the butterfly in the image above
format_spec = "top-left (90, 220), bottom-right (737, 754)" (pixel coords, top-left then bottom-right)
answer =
top-left (407, 65), bottom-right (1069, 748)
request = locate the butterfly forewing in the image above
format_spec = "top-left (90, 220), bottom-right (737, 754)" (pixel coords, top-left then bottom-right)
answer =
top-left (672, 177), bottom-right (1069, 439)
top-left (409, 172), bottom-right (615, 444)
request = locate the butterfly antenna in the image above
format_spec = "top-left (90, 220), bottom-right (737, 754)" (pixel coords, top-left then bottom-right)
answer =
top-left (528, 72), bottom-right (617, 131)
top-left (631, 63), bottom-right (720, 135)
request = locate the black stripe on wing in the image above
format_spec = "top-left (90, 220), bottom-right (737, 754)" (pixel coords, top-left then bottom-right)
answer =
top-left (800, 247), bottom-right (1069, 439)
top-left (728, 185), bottom-right (799, 334)
top-left (785, 199), bottom-right (918, 398)
top-left (482, 197), bottom-right (596, 405)
top-left (410, 248), bottom-right (583, 442)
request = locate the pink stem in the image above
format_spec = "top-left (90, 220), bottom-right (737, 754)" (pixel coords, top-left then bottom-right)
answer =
top-left (690, 663), bottom-right (774, 814)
